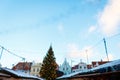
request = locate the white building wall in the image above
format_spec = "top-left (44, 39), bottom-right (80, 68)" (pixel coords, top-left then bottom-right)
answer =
top-left (72, 62), bottom-right (87, 73)
top-left (30, 63), bottom-right (42, 77)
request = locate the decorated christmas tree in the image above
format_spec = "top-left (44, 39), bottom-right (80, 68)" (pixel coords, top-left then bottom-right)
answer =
top-left (40, 45), bottom-right (57, 80)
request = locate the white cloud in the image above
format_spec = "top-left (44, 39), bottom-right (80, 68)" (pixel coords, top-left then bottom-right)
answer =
top-left (67, 43), bottom-right (82, 58)
top-left (66, 43), bottom-right (94, 60)
top-left (88, 26), bottom-right (96, 33)
top-left (98, 0), bottom-right (120, 36)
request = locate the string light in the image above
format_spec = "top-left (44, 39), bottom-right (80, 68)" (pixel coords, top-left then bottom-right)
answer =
top-left (0, 45), bottom-right (25, 62)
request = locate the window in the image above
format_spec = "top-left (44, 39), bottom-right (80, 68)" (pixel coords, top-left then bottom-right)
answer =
top-left (64, 73), bottom-right (66, 75)
top-left (66, 67), bottom-right (68, 70)
top-left (73, 71), bottom-right (75, 72)
top-left (33, 68), bottom-right (35, 72)
top-left (80, 66), bottom-right (82, 69)
top-left (37, 68), bottom-right (39, 72)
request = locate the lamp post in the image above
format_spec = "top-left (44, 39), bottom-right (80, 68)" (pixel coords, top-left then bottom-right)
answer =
top-left (86, 50), bottom-right (89, 64)
top-left (103, 38), bottom-right (109, 61)
top-left (71, 60), bottom-right (74, 73)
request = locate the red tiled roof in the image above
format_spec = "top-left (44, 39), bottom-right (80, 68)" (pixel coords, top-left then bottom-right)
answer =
top-left (12, 62), bottom-right (32, 71)
top-left (92, 61), bottom-right (108, 67)
top-left (87, 64), bottom-right (92, 69)
top-left (72, 65), bottom-right (79, 70)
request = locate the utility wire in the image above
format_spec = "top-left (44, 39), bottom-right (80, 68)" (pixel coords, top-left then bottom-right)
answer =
top-left (84, 39), bottom-right (103, 64)
top-left (87, 39), bottom-right (103, 50)
top-left (0, 32), bottom-right (119, 63)
top-left (106, 32), bottom-right (120, 39)
top-left (86, 32), bottom-right (120, 52)
top-left (3, 48), bottom-right (25, 60)
top-left (0, 45), bottom-right (25, 61)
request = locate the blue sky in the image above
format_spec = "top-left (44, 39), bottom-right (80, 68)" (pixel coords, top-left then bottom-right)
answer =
top-left (0, 0), bottom-right (120, 68)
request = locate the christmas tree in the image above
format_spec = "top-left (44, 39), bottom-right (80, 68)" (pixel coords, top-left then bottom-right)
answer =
top-left (40, 45), bottom-right (57, 80)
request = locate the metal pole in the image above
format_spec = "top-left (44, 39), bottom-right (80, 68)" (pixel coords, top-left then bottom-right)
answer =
top-left (71, 60), bottom-right (72, 73)
top-left (103, 38), bottom-right (109, 61)
top-left (86, 50), bottom-right (89, 64)
top-left (71, 60), bottom-right (74, 73)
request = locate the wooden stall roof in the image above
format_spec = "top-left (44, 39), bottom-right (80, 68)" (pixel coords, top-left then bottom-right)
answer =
top-left (72, 71), bottom-right (120, 78)
top-left (0, 73), bottom-right (10, 78)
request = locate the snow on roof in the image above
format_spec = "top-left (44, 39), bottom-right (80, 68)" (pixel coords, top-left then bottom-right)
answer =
top-left (0, 67), bottom-right (43, 80)
top-left (57, 69), bottom-right (89, 79)
top-left (57, 59), bottom-right (120, 79)
top-left (90, 59), bottom-right (120, 71)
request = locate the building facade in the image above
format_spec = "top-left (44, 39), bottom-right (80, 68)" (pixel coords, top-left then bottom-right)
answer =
top-left (30, 62), bottom-right (42, 77)
top-left (72, 62), bottom-right (87, 73)
top-left (92, 61), bottom-right (108, 68)
top-left (0, 67), bottom-right (42, 80)
top-left (59, 58), bottom-right (71, 75)
top-left (12, 62), bottom-right (32, 74)
top-left (57, 59), bottom-right (120, 80)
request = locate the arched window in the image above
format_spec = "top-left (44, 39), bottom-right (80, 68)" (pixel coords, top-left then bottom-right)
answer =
top-left (37, 68), bottom-right (39, 72)
top-left (80, 66), bottom-right (82, 69)
top-left (33, 68), bottom-right (35, 72)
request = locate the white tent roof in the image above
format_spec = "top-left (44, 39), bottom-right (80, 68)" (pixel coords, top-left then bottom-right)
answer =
top-left (57, 59), bottom-right (120, 79)
top-left (0, 67), bottom-right (43, 80)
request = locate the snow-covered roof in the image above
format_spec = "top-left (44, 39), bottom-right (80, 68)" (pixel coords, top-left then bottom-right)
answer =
top-left (90, 59), bottom-right (120, 71)
top-left (57, 59), bottom-right (120, 79)
top-left (0, 67), bottom-right (43, 80)
top-left (57, 69), bottom-right (89, 79)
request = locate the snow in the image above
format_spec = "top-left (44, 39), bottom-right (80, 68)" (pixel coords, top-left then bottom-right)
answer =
top-left (0, 67), bottom-right (43, 80)
top-left (57, 59), bottom-right (120, 79)
top-left (90, 59), bottom-right (120, 71)
top-left (57, 69), bottom-right (89, 79)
